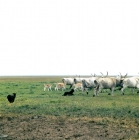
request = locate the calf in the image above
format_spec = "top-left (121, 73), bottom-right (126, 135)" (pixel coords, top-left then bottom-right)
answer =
top-left (44, 84), bottom-right (52, 91)
top-left (73, 83), bottom-right (83, 91)
top-left (62, 89), bottom-right (74, 96)
top-left (55, 83), bottom-right (66, 91)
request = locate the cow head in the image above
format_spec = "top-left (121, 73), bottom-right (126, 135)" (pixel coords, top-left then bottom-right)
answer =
top-left (119, 73), bottom-right (128, 86)
top-left (119, 73), bottom-right (127, 79)
top-left (74, 78), bottom-right (77, 84)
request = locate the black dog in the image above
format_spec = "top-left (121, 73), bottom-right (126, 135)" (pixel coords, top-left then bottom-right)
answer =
top-left (7, 93), bottom-right (16, 103)
top-left (62, 89), bottom-right (74, 96)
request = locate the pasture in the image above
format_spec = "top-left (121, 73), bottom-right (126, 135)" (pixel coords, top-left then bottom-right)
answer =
top-left (0, 76), bottom-right (139, 139)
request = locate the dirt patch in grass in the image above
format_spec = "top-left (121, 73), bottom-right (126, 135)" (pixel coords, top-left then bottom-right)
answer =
top-left (0, 115), bottom-right (139, 140)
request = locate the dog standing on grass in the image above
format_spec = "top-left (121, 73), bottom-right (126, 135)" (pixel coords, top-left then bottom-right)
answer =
top-left (62, 89), bottom-right (74, 96)
top-left (7, 93), bottom-right (16, 103)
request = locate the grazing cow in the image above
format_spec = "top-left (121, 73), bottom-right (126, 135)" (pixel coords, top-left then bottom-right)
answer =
top-left (55, 83), bottom-right (66, 91)
top-left (7, 93), bottom-right (16, 103)
top-left (73, 83), bottom-right (83, 91)
top-left (120, 76), bottom-right (139, 95)
top-left (62, 89), bottom-right (74, 96)
top-left (94, 73), bottom-right (127, 96)
top-left (62, 78), bottom-right (75, 89)
top-left (44, 84), bottom-right (52, 91)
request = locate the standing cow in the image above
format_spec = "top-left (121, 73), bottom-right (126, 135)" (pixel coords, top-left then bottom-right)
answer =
top-left (81, 73), bottom-right (108, 94)
top-left (81, 76), bottom-right (99, 94)
top-left (120, 76), bottom-right (139, 95)
top-left (94, 73), bottom-right (127, 96)
top-left (62, 78), bottom-right (75, 89)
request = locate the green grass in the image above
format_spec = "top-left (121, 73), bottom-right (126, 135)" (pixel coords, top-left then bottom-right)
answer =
top-left (0, 76), bottom-right (139, 120)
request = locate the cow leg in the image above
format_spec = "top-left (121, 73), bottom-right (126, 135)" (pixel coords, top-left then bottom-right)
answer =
top-left (121, 85), bottom-right (126, 95)
top-left (93, 88), bottom-right (96, 96)
top-left (69, 85), bottom-right (72, 89)
top-left (85, 88), bottom-right (88, 94)
top-left (111, 88), bottom-right (114, 96)
top-left (108, 88), bottom-right (114, 95)
top-left (97, 85), bottom-right (102, 96)
top-left (94, 86), bottom-right (100, 96)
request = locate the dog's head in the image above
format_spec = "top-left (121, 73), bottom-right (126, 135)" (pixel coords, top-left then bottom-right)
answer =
top-left (71, 89), bottom-right (74, 93)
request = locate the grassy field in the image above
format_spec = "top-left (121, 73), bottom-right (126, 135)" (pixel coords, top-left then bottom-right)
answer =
top-left (0, 76), bottom-right (139, 139)
top-left (1, 76), bottom-right (139, 118)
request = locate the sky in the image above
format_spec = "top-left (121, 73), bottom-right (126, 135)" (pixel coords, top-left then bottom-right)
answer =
top-left (0, 0), bottom-right (139, 76)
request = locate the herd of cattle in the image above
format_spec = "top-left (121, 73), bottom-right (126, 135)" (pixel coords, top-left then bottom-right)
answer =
top-left (43, 72), bottom-right (139, 96)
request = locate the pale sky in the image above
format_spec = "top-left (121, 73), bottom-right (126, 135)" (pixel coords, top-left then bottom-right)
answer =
top-left (0, 0), bottom-right (139, 76)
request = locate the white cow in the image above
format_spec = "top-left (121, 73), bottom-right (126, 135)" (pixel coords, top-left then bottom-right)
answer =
top-left (81, 73), bottom-right (107, 94)
top-left (44, 84), bottom-right (52, 91)
top-left (120, 77), bottom-right (139, 95)
top-left (55, 83), bottom-right (66, 91)
top-left (82, 76), bottom-right (101, 94)
top-left (94, 77), bottom-right (117, 96)
top-left (94, 74), bottom-right (127, 96)
top-left (62, 78), bottom-right (75, 89)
